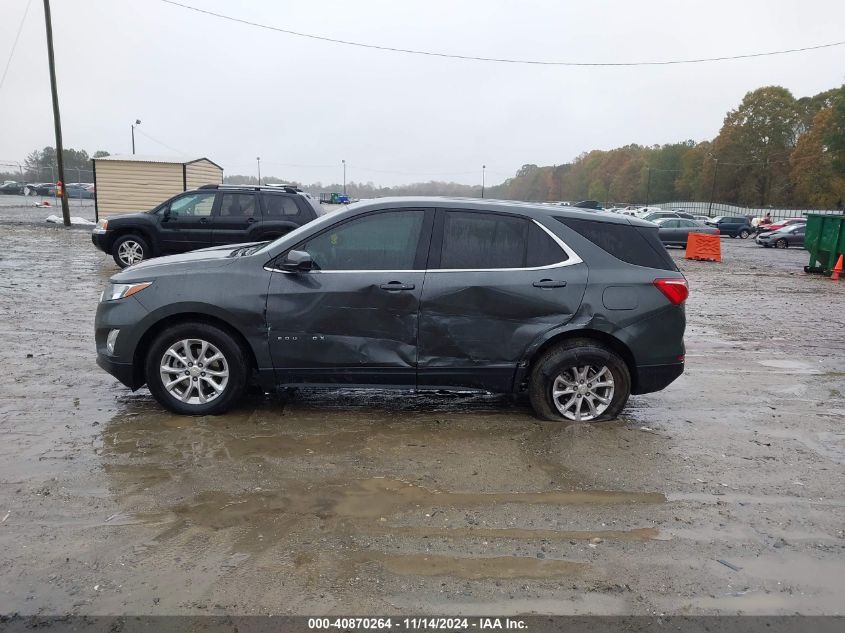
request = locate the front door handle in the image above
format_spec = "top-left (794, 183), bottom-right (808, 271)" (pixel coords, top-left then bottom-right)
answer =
top-left (247, 217), bottom-right (255, 223)
top-left (200, 217), bottom-right (209, 224)
top-left (533, 279), bottom-right (567, 288)
top-left (379, 281), bottom-right (415, 291)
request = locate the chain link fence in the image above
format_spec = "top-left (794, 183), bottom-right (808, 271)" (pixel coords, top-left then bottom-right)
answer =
top-left (652, 201), bottom-right (845, 221)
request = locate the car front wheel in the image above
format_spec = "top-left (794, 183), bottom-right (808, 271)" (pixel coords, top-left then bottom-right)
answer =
top-left (112, 234), bottom-right (150, 268)
top-left (145, 323), bottom-right (248, 415)
top-left (528, 339), bottom-right (631, 422)
top-left (739, 229), bottom-right (750, 239)
top-left (775, 238), bottom-right (788, 249)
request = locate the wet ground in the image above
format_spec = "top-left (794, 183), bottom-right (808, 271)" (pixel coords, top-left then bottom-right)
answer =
top-left (0, 224), bottom-right (843, 616)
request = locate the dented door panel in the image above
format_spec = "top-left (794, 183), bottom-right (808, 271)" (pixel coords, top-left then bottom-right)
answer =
top-left (267, 271), bottom-right (425, 385)
top-left (417, 267), bottom-right (588, 390)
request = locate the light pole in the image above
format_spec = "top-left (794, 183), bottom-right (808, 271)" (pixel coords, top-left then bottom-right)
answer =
top-left (481, 164), bottom-right (486, 198)
top-left (131, 119), bottom-right (141, 154)
top-left (342, 159), bottom-right (346, 195)
top-left (256, 156), bottom-right (261, 185)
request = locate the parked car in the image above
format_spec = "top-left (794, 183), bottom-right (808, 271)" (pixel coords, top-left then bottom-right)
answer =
top-left (765, 217), bottom-right (806, 233)
top-left (692, 215), bottom-right (711, 224)
top-left (94, 197), bottom-right (688, 422)
top-left (631, 206), bottom-right (662, 218)
top-left (755, 223), bottom-right (806, 249)
top-left (642, 210), bottom-right (696, 223)
top-left (0, 181), bottom-right (24, 194)
top-left (66, 183), bottom-right (95, 199)
top-left (571, 200), bottom-right (603, 210)
top-left (705, 215), bottom-right (753, 238)
top-left (92, 184), bottom-right (325, 268)
top-left (655, 218), bottom-right (720, 247)
top-left (23, 182), bottom-right (57, 196)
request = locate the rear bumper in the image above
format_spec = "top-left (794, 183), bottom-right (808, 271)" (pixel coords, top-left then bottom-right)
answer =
top-left (633, 362), bottom-right (684, 395)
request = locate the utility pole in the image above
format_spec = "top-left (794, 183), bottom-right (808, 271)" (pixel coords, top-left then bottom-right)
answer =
top-left (481, 164), bottom-right (486, 198)
top-left (256, 156), bottom-right (261, 185)
top-left (342, 159), bottom-right (346, 195)
top-left (42, 0), bottom-right (69, 227)
top-left (644, 167), bottom-right (652, 207)
top-left (708, 158), bottom-right (719, 216)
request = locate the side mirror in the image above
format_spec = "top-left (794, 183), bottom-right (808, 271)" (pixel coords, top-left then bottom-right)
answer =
top-left (282, 249), bottom-right (313, 272)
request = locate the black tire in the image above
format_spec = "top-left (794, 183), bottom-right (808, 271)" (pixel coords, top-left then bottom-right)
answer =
top-left (528, 338), bottom-right (631, 423)
top-left (775, 238), bottom-right (788, 249)
top-left (739, 229), bottom-right (751, 239)
top-left (112, 234), bottom-right (150, 268)
top-left (145, 322), bottom-right (249, 415)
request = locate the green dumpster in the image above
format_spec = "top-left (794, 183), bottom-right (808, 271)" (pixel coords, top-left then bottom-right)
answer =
top-left (804, 213), bottom-right (845, 274)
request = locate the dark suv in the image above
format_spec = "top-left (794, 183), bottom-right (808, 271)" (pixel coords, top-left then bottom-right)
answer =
top-left (92, 185), bottom-right (323, 268)
top-left (705, 215), bottom-right (752, 239)
top-left (94, 197), bottom-right (687, 422)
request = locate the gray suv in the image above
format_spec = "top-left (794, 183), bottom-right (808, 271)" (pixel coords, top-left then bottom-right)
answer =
top-left (94, 198), bottom-right (687, 422)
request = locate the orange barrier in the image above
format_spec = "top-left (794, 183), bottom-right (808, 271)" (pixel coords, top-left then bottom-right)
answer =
top-left (685, 233), bottom-right (721, 262)
top-left (833, 254), bottom-right (844, 281)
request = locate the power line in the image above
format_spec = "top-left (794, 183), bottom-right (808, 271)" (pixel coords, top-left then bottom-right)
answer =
top-left (0, 0), bottom-right (32, 93)
top-left (159, 0), bottom-right (845, 67)
top-left (134, 128), bottom-right (189, 155)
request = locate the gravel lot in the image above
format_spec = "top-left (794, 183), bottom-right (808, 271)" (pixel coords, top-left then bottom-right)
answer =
top-left (0, 223), bottom-right (843, 616)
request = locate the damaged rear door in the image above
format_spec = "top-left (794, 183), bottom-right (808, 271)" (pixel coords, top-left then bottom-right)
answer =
top-left (266, 208), bottom-right (433, 386)
top-left (417, 209), bottom-right (588, 391)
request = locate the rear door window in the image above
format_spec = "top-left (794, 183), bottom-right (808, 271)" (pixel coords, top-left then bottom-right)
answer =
top-left (219, 193), bottom-right (257, 218)
top-left (439, 211), bottom-right (566, 269)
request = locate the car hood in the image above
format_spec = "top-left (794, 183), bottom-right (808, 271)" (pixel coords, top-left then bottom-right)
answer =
top-left (105, 211), bottom-right (151, 224)
top-left (110, 243), bottom-right (252, 282)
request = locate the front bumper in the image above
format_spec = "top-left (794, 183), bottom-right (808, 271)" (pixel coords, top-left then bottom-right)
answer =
top-left (96, 353), bottom-right (142, 390)
top-left (632, 362), bottom-right (684, 395)
top-left (91, 230), bottom-right (111, 253)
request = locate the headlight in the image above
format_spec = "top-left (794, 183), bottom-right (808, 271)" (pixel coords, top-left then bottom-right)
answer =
top-left (100, 281), bottom-right (152, 302)
top-left (93, 219), bottom-right (108, 234)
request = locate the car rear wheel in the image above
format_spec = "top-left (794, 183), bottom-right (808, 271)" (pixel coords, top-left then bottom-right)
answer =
top-left (145, 322), bottom-right (248, 415)
top-left (775, 238), bottom-right (788, 249)
top-left (739, 229), bottom-right (750, 239)
top-left (112, 234), bottom-right (149, 268)
top-left (528, 339), bottom-right (631, 422)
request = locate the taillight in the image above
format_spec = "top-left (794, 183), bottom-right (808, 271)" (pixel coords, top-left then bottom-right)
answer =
top-left (654, 278), bottom-right (689, 305)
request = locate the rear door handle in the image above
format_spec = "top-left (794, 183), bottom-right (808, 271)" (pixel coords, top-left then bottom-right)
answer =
top-left (533, 279), bottom-right (567, 288)
top-left (379, 281), bottom-right (415, 291)
top-left (200, 217), bottom-right (209, 224)
top-left (247, 218), bottom-right (255, 223)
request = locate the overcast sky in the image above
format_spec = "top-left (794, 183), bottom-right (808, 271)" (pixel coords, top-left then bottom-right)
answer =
top-left (1, 0), bottom-right (844, 186)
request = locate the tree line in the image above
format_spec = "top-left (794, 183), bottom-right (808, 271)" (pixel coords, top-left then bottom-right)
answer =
top-left (487, 84), bottom-right (845, 209)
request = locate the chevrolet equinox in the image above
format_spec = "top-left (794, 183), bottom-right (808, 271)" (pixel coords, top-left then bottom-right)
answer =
top-left (94, 197), bottom-right (687, 422)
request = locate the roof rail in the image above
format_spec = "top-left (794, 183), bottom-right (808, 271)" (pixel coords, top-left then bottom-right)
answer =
top-left (197, 184), bottom-right (303, 194)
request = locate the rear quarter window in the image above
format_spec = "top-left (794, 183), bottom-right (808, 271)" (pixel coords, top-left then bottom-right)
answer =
top-left (556, 217), bottom-right (677, 271)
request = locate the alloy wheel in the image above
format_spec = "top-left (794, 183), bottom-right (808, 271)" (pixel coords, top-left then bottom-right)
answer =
top-left (117, 240), bottom-right (144, 266)
top-left (159, 339), bottom-right (229, 405)
top-left (551, 365), bottom-right (615, 421)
